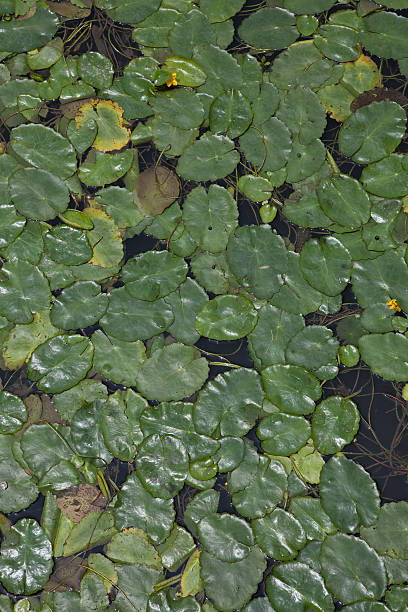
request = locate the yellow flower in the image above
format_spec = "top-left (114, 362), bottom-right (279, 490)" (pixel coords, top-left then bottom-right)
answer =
top-left (166, 72), bottom-right (178, 87)
top-left (386, 299), bottom-right (402, 312)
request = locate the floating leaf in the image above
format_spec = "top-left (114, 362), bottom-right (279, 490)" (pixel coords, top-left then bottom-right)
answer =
top-left (0, 434), bottom-right (38, 514)
top-left (266, 562), bottom-right (334, 612)
top-left (162, 56), bottom-right (207, 87)
top-left (0, 7), bottom-right (58, 53)
top-left (198, 513), bottom-right (253, 563)
top-left (79, 149), bottom-right (133, 187)
top-left (136, 433), bottom-right (188, 499)
top-left (9, 167), bottom-right (70, 220)
top-left (320, 456), bottom-right (380, 533)
top-left (165, 279), bottom-right (209, 345)
top-left (238, 7), bottom-right (298, 50)
top-left (76, 99), bottom-right (130, 152)
top-left (150, 88), bottom-right (205, 129)
top-left (83, 207), bottom-right (123, 268)
top-left (194, 368), bottom-right (264, 437)
top-left (193, 42), bottom-right (242, 93)
top-left (312, 396), bottom-right (360, 454)
top-left (290, 496), bottom-right (336, 541)
top-left (240, 117), bottom-right (291, 173)
top-left (27, 335), bottom-right (93, 393)
top-left (136, 343), bottom-right (209, 402)
top-left (63, 510), bottom-right (117, 557)
top-left (0, 519), bottom-right (53, 595)
top-left (201, 547), bottom-right (266, 612)
top-left (314, 23), bottom-right (359, 63)
top-left (107, 527), bottom-right (161, 568)
top-left (317, 173), bottom-right (371, 230)
top-left (195, 294), bottom-right (258, 340)
top-left (277, 85), bottom-right (326, 144)
top-left (123, 250), bottom-right (187, 301)
top-left (209, 89), bottom-right (252, 139)
top-left (261, 364), bottom-right (321, 415)
top-left (300, 236), bottom-right (351, 296)
top-left (320, 533), bottom-right (386, 605)
top-left (92, 330), bottom-right (146, 387)
top-left (134, 166), bottom-right (179, 216)
top-left (177, 133), bottom-right (239, 181)
top-left (114, 471), bottom-right (174, 544)
top-left (10, 124), bottom-right (77, 180)
top-left (253, 508), bottom-right (306, 561)
top-left (0, 260), bottom-right (50, 324)
top-left (361, 154), bottom-right (408, 199)
top-left (361, 501), bottom-right (408, 560)
top-left (170, 9), bottom-right (216, 57)
top-left (51, 281), bottom-right (108, 330)
top-left (44, 225), bottom-right (92, 266)
top-left (257, 413), bottom-right (311, 456)
top-left (227, 225), bottom-right (287, 299)
top-left (77, 52), bottom-right (113, 89)
top-left (360, 11), bottom-right (408, 59)
top-left (183, 184), bottom-right (238, 253)
top-left (359, 332), bottom-right (408, 382)
top-left (286, 325), bottom-right (339, 375)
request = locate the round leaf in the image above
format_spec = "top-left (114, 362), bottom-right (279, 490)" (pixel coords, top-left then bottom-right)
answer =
top-left (320, 456), bottom-right (380, 533)
top-left (77, 51), bottom-right (114, 89)
top-left (0, 434), bottom-right (38, 514)
top-left (210, 89), bottom-right (252, 138)
top-left (317, 174), bottom-right (371, 230)
top-left (359, 332), bottom-right (408, 382)
top-left (238, 7), bottom-right (298, 50)
top-left (286, 325), bottom-right (339, 373)
top-left (361, 154), bottom-right (408, 199)
top-left (0, 391), bottom-right (26, 434)
top-left (9, 167), bottom-right (70, 220)
top-left (136, 343), bottom-right (209, 402)
top-left (239, 117), bottom-right (291, 173)
top-left (0, 519), bottom-right (53, 595)
top-left (195, 294), bottom-right (258, 340)
top-left (361, 501), bottom-right (408, 560)
top-left (320, 533), bottom-right (386, 604)
top-left (253, 508), bottom-right (306, 561)
top-left (123, 250), bottom-right (187, 301)
top-left (165, 278), bottom-right (209, 346)
top-left (92, 329), bottom-right (146, 387)
top-left (50, 281), bottom-right (108, 330)
top-left (150, 88), bottom-right (205, 129)
top-left (136, 433), bottom-right (188, 499)
top-left (266, 562), bottom-right (334, 612)
top-left (198, 513), bottom-right (254, 562)
top-left (0, 260), bottom-right (50, 324)
top-left (44, 225), bottom-right (92, 266)
top-left (27, 335), bottom-right (94, 393)
top-left (300, 236), bottom-right (352, 296)
top-left (276, 85), bottom-right (326, 143)
top-left (257, 413), bottom-right (311, 456)
top-left (312, 395), bottom-right (360, 454)
top-left (0, 7), bottom-right (58, 53)
top-left (177, 133), bottom-right (239, 181)
top-left (261, 364), bottom-right (321, 415)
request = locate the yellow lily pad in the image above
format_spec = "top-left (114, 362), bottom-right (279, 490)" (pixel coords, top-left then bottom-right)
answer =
top-left (83, 207), bottom-right (123, 268)
top-left (76, 99), bottom-right (130, 153)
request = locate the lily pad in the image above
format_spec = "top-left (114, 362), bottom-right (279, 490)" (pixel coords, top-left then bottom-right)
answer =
top-left (136, 433), bottom-right (188, 499)
top-left (277, 85), bottom-right (326, 144)
top-left (253, 508), bottom-right (306, 561)
top-left (198, 513), bottom-right (254, 562)
top-left (76, 99), bottom-right (130, 153)
top-left (361, 501), bottom-right (408, 560)
top-left (92, 330), bottom-right (146, 387)
top-left (210, 89), bottom-right (252, 138)
top-left (317, 174), bottom-right (371, 230)
top-left (134, 166), bottom-right (179, 216)
top-left (359, 332), bottom-right (408, 381)
top-left (238, 7), bottom-right (298, 50)
top-left (239, 117), bottom-right (291, 173)
top-left (360, 154), bottom-right (408, 199)
top-left (300, 236), bottom-right (352, 296)
top-left (261, 364), bottom-right (321, 415)
top-left (0, 7), bottom-right (59, 53)
top-left (50, 281), bottom-right (108, 330)
top-left (0, 260), bottom-right (50, 324)
top-left (164, 279), bottom-right (209, 345)
top-left (136, 343), bottom-right (209, 402)
top-left (150, 88), bottom-right (205, 129)
top-left (360, 11), bottom-right (408, 59)
top-left (0, 434), bottom-right (38, 514)
top-left (257, 413), bottom-right (311, 456)
top-left (177, 133), bottom-right (239, 181)
top-left (195, 294), bottom-right (258, 340)
top-left (9, 167), bottom-right (70, 220)
top-left (44, 225), bottom-right (92, 266)
top-left (266, 562), bottom-right (334, 612)
top-left (123, 250), bottom-right (187, 301)
top-left (79, 149), bottom-right (133, 187)
top-left (312, 396), bottom-right (360, 454)
top-left (77, 52), bottom-right (114, 89)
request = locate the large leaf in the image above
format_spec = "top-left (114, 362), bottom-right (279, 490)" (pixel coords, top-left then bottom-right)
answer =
top-left (361, 501), bottom-right (408, 560)
top-left (266, 562), bottom-right (334, 612)
top-left (320, 456), bottom-right (380, 533)
top-left (10, 124), bottom-right (77, 180)
top-left (312, 396), bottom-right (360, 454)
top-left (0, 434), bottom-right (38, 514)
top-left (114, 471), bottom-right (175, 544)
top-left (136, 434), bottom-right (188, 499)
top-left (92, 330), bottom-right (146, 387)
top-left (0, 260), bottom-right (50, 324)
top-left (9, 167), bottom-right (70, 220)
top-left (261, 364), bottom-right (321, 415)
top-left (0, 519), bottom-right (53, 595)
top-left (150, 88), bottom-right (205, 129)
top-left (238, 7), bottom-right (298, 50)
top-left (100, 287), bottom-right (174, 341)
top-left (44, 225), bottom-right (92, 266)
top-left (317, 174), bottom-right (371, 230)
top-left (300, 236), bottom-right (352, 296)
top-left (361, 154), bottom-right (408, 198)
top-left (200, 547), bottom-right (266, 612)
top-left (195, 294), bottom-right (258, 340)
top-left (226, 225), bottom-right (287, 299)
top-left (136, 343), bottom-right (209, 402)
top-left (359, 333), bottom-right (408, 382)
top-left (198, 513), bottom-right (254, 562)
top-left (177, 133), bottom-right (239, 181)
top-left (285, 325), bottom-right (339, 376)
top-left (194, 368), bottom-right (264, 437)
top-left (50, 281), bottom-right (108, 330)
top-left (27, 335), bottom-right (93, 393)
top-left (338, 101), bottom-right (407, 164)
top-left (277, 85), bottom-right (326, 143)
top-left (183, 184), bottom-right (238, 253)
top-left (360, 11), bottom-right (408, 59)
top-left (320, 533), bottom-right (386, 604)
top-left (209, 89), bottom-right (252, 138)
top-left (253, 508), bottom-right (306, 561)
top-left (123, 250), bottom-right (187, 301)
top-left (257, 413), bottom-right (311, 456)
top-left (239, 117), bottom-right (291, 173)
top-left (0, 7), bottom-right (58, 53)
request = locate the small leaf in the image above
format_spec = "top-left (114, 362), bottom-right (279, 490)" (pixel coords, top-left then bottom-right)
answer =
top-left (312, 396), bottom-right (360, 454)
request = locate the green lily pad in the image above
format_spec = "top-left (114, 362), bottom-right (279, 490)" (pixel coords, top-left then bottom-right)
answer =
top-left (198, 513), bottom-right (254, 562)
top-left (193, 42), bottom-right (242, 94)
top-left (286, 325), bottom-right (339, 375)
top-left (320, 456), bottom-right (380, 532)
top-left (361, 154), bottom-right (408, 198)
top-left (261, 364), bottom-right (321, 415)
top-left (132, 8), bottom-right (179, 47)
top-left (257, 413), bottom-right (311, 456)
top-left (183, 184), bottom-right (238, 253)
top-left (266, 561), bottom-right (334, 612)
top-left (136, 343), bottom-right (209, 402)
top-left (209, 89), bottom-right (252, 139)
top-left (161, 56), bottom-right (207, 87)
top-left (95, 186), bottom-right (144, 229)
top-left (194, 367), bottom-right (263, 437)
top-left (9, 167), bottom-right (70, 220)
top-left (195, 294), bottom-right (258, 340)
top-left (77, 51), bottom-right (113, 89)
top-left (1, 219), bottom-right (44, 265)
top-left (314, 23), bottom-right (359, 62)
top-left (253, 508), bottom-right (306, 561)
top-left (100, 391), bottom-right (141, 462)
top-left (63, 510), bottom-right (117, 556)
top-left (184, 489), bottom-right (219, 537)
top-left (100, 287), bottom-right (174, 341)
top-left (312, 396), bottom-right (360, 454)
top-left (92, 330), bottom-right (146, 387)
top-left (190, 250), bottom-right (232, 294)
top-left (0, 518), bottom-right (53, 595)
top-left (0, 204), bottom-right (25, 248)
top-left (71, 400), bottom-right (113, 468)
top-left (277, 85), bottom-right (326, 143)
top-left (150, 88), bottom-right (205, 129)
top-left (240, 117), bottom-right (291, 173)
top-left (114, 471), bottom-right (174, 544)
top-left (226, 225), bottom-right (287, 299)
top-left (360, 11), bottom-right (408, 59)
top-left (271, 251), bottom-right (324, 315)
top-left (290, 496), bottom-right (336, 541)
top-left (158, 524), bottom-right (195, 572)
top-left (285, 0), bottom-right (336, 13)
top-left (238, 7), bottom-right (298, 50)
top-left (352, 250), bottom-right (408, 311)
top-left (3, 310), bottom-right (59, 370)
top-left (0, 391), bottom-right (26, 434)
top-left (361, 501), bottom-right (408, 560)
top-left (123, 250), bottom-right (187, 301)
top-left (0, 434), bottom-right (38, 514)
top-left (27, 335), bottom-right (93, 393)
top-left (169, 9), bottom-right (216, 58)
top-left (50, 281), bottom-right (108, 330)
top-left (339, 101), bottom-right (406, 165)
top-left (200, 547), bottom-right (266, 612)
top-left (136, 433), bottom-right (188, 499)
top-left (0, 7), bottom-right (58, 53)
top-left (177, 133), bottom-right (239, 181)
top-left (164, 279), bottom-right (209, 345)
top-left (286, 138), bottom-right (326, 183)
top-left (0, 260), bottom-right (50, 324)
top-left (238, 175), bottom-right (273, 202)
top-left (44, 225), bottom-right (92, 266)
top-left (359, 332), bottom-right (408, 381)
top-left (317, 174), bottom-right (371, 230)
top-left (79, 150), bottom-right (133, 187)
top-left (52, 379), bottom-right (107, 422)
top-left (320, 533), bottom-right (386, 604)
top-left (95, 0), bottom-right (161, 23)
top-left (300, 236), bottom-right (352, 297)
top-left (107, 527), bottom-right (161, 568)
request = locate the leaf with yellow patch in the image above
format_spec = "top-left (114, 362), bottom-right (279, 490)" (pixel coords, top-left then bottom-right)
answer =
top-left (76, 99), bottom-right (130, 153)
top-left (3, 310), bottom-right (59, 370)
top-left (83, 208), bottom-right (123, 268)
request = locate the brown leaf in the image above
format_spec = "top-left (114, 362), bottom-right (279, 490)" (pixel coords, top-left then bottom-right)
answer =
top-left (57, 484), bottom-right (107, 523)
top-left (45, 0), bottom-right (91, 19)
top-left (134, 166), bottom-right (180, 216)
top-left (44, 555), bottom-right (86, 592)
top-left (351, 87), bottom-right (408, 115)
